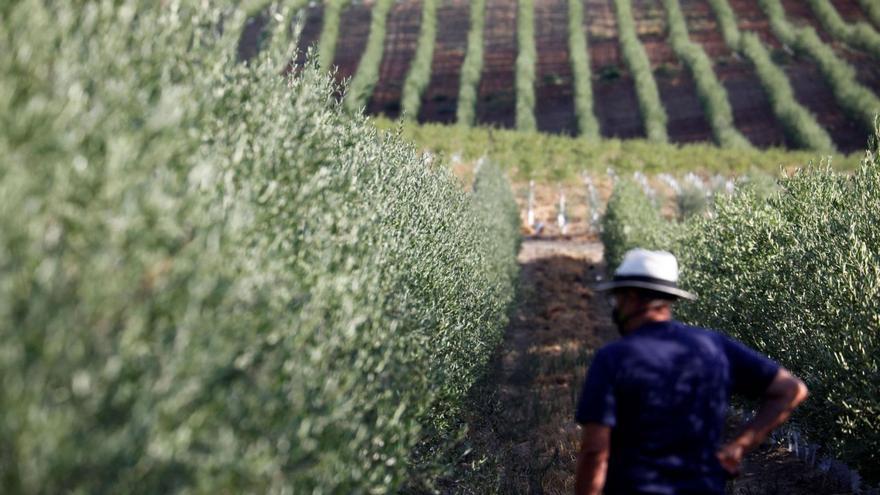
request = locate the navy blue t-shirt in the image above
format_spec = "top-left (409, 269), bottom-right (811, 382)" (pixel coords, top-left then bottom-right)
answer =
top-left (575, 320), bottom-right (780, 495)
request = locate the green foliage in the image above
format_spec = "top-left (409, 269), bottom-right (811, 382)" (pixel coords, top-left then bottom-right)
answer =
top-left (373, 117), bottom-right (861, 181)
top-left (600, 128), bottom-right (880, 482)
top-left (661, 0), bottom-right (751, 149)
top-left (859, 0), bottom-right (880, 30)
top-left (705, 0), bottom-right (741, 48)
top-left (601, 180), bottom-right (681, 271)
top-left (758, 0), bottom-right (880, 134)
top-left (739, 34), bottom-right (837, 151)
top-left (676, 139), bottom-right (880, 481)
top-left (567, 0), bottom-right (601, 139)
top-left (613, 0), bottom-right (669, 142)
top-left (705, 0), bottom-right (836, 152)
top-left (0, 2), bottom-right (519, 493)
top-left (344, 0), bottom-right (394, 113)
top-left (401, 0), bottom-right (439, 120)
top-left (515, 0), bottom-right (537, 131)
top-left (457, 0), bottom-right (487, 126)
top-left (317, 0), bottom-right (346, 69)
top-left (807, 0), bottom-right (880, 59)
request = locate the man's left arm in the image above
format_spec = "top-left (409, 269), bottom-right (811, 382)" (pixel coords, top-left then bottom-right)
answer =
top-left (574, 423), bottom-right (610, 495)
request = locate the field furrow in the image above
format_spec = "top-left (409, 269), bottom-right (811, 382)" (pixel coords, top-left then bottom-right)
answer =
top-left (535, 0), bottom-right (578, 134)
top-left (419, 0), bottom-right (470, 124)
top-left (634, 0), bottom-right (713, 144)
top-left (586, 0), bottom-right (647, 138)
top-left (782, 0), bottom-right (880, 92)
top-left (477, 0), bottom-right (518, 128)
top-left (293, 4), bottom-right (325, 67)
top-left (331, 2), bottom-right (371, 83)
top-left (736, 0), bottom-right (870, 152)
top-left (367, 0), bottom-right (423, 117)
top-left (679, 0), bottom-right (791, 148)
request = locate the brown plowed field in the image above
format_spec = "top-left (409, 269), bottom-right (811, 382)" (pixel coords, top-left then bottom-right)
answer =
top-left (732, 0), bottom-right (871, 152)
top-left (586, 0), bottom-right (647, 138)
top-left (680, 0), bottom-right (792, 148)
top-left (287, 0), bottom-right (880, 151)
top-left (634, 0), bottom-right (715, 144)
top-left (418, 0), bottom-right (470, 123)
top-left (535, 0), bottom-right (578, 134)
top-left (331, 2), bottom-right (371, 83)
top-left (294, 4), bottom-right (324, 67)
top-left (476, 0), bottom-right (518, 128)
top-left (778, 0), bottom-right (880, 102)
top-left (367, 0), bottom-right (422, 117)
top-left (830, 0), bottom-right (869, 23)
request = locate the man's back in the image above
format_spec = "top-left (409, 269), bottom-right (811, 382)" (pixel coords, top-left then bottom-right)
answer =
top-left (576, 320), bottom-right (780, 495)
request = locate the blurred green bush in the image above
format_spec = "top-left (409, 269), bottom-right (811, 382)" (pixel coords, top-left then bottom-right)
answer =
top-left (0, 2), bottom-right (519, 492)
top-left (600, 128), bottom-right (880, 481)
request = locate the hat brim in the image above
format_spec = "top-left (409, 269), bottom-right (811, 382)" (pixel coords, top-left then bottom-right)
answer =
top-left (594, 280), bottom-right (697, 301)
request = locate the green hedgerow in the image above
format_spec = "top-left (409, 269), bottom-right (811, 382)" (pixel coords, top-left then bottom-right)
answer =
top-left (0, 2), bottom-right (519, 493)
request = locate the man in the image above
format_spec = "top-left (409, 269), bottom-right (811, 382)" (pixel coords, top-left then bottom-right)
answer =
top-left (574, 249), bottom-right (808, 495)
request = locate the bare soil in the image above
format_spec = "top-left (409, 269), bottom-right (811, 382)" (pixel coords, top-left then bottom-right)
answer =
top-left (476, 0), bottom-right (518, 129)
top-left (418, 0), bottom-right (470, 124)
top-left (367, 0), bottom-right (423, 118)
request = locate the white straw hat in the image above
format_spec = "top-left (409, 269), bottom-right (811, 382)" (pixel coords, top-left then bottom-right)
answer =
top-left (596, 248), bottom-right (697, 300)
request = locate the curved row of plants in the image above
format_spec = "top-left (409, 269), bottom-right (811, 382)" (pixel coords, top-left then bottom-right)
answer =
top-left (600, 127), bottom-right (880, 482)
top-left (316, 0), bottom-right (347, 69)
top-left (344, 0), bottom-right (394, 112)
top-left (859, 0), bottom-right (880, 30)
top-left (661, 0), bottom-right (750, 149)
top-left (806, 0), bottom-right (880, 59)
top-left (567, 0), bottom-right (601, 139)
top-left (1, 2), bottom-right (520, 493)
top-left (758, 0), bottom-right (880, 134)
top-left (515, 0), bottom-right (537, 131)
top-left (706, 0), bottom-right (836, 152)
top-left (612, 0), bottom-right (669, 142)
top-left (456, 0), bottom-right (487, 126)
top-left (400, 0), bottom-right (439, 120)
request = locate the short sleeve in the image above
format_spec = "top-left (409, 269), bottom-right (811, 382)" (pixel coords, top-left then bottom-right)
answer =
top-left (720, 335), bottom-right (780, 398)
top-left (575, 348), bottom-right (618, 426)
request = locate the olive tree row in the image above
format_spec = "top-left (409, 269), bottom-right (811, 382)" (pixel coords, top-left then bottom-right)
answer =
top-left (758, 0), bottom-right (880, 134)
top-left (662, 0), bottom-right (751, 148)
top-left (401, 0), bottom-right (439, 120)
top-left (613, 0), bottom-right (669, 142)
top-left (567, 0), bottom-right (601, 139)
top-left (456, 0), bottom-right (487, 125)
top-left (515, 0), bottom-right (537, 131)
top-left (705, 0), bottom-right (836, 151)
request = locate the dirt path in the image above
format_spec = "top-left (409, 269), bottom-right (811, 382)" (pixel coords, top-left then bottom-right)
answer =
top-left (439, 238), bottom-right (859, 494)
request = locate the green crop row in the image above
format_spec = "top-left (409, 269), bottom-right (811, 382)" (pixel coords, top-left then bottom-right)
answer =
top-left (372, 117), bottom-right (862, 181)
top-left (613, 0), bottom-right (669, 142)
top-left (859, 0), bottom-right (880, 29)
top-left (317, 0), bottom-right (346, 69)
top-left (706, 0), bottom-right (836, 152)
top-left (600, 126), bottom-right (880, 482)
top-left (515, 0), bottom-right (537, 131)
top-left (401, 0), bottom-right (439, 120)
top-left (344, 0), bottom-right (394, 113)
top-left (758, 0), bottom-right (880, 135)
top-left (807, 0), bottom-right (880, 59)
top-left (457, 0), bottom-right (487, 126)
top-left (516, 0), bottom-right (537, 131)
top-left (0, 2), bottom-right (519, 493)
top-left (661, 0), bottom-right (751, 149)
top-left (567, 0), bottom-right (601, 139)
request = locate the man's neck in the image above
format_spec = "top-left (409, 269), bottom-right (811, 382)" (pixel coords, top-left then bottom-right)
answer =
top-left (622, 307), bottom-right (672, 335)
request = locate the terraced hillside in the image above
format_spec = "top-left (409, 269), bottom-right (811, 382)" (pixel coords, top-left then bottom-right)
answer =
top-left (277, 0), bottom-right (880, 152)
